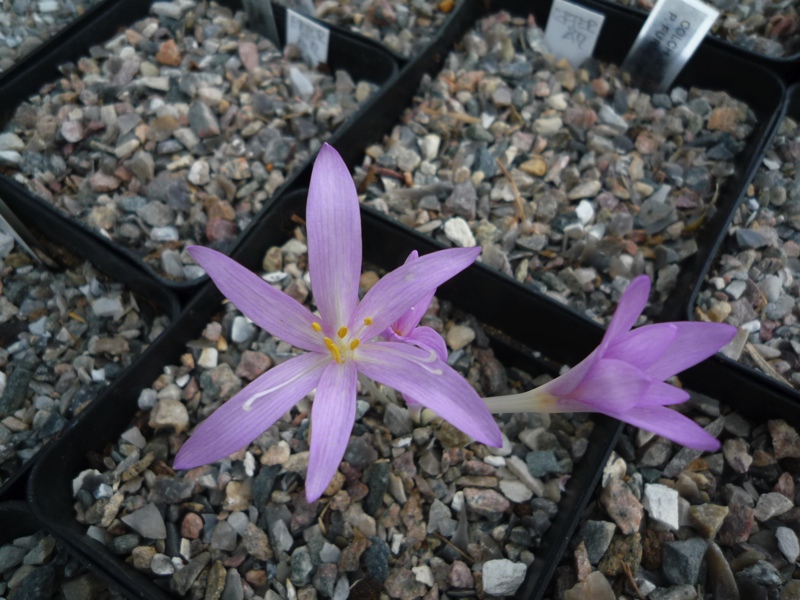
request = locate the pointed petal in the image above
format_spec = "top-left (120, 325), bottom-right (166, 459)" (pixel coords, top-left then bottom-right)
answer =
top-left (352, 247), bottom-right (480, 341)
top-left (405, 326), bottom-right (448, 362)
top-left (605, 323), bottom-right (677, 372)
top-left (188, 246), bottom-right (324, 353)
top-left (546, 347), bottom-right (602, 397)
top-left (638, 380), bottom-right (690, 406)
top-left (306, 360), bottom-right (358, 502)
top-left (638, 322), bottom-right (737, 381)
top-left (393, 251), bottom-right (435, 335)
top-left (609, 405), bottom-right (721, 451)
top-left (602, 275), bottom-right (650, 344)
top-left (568, 358), bottom-right (654, 413)
top-left (306, 143), bottom-right (361, 329)
top-left (356, 342), bottom-right (501, 446)
top-left (174, 353), bottom-right (328, 469)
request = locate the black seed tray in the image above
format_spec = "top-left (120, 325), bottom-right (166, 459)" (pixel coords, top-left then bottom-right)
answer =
top-left (0, 0), bottom-right (399, 302)
top-left (0, 175), bottom-right (180, 502)
top-left (587, 0), bottom-right (800, 82)
top-left (27, 187), bottom-right (620, 600)
top-left (685, 82), bottom-right (800, 418)
top-left (272, 0), bottom-right (785, 326)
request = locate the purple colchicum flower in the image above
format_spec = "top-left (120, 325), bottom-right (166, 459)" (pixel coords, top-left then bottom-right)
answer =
top-left (174, 143), bottom-right (502, 501)
top-left (483, 275), bottom-right (736, 451)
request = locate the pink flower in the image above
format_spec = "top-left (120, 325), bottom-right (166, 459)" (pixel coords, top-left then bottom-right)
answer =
top-left (174, 144), bottom-right (501, 501)
top-left (484, 276), bottom-right (736, 451)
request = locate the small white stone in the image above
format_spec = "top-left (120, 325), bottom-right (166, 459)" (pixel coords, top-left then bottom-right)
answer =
top-left (443, 217), bottom-right (476, 248)
top-left (413, 565), bottom-right (434, 587)
top-left (121, 427), bottom-right (147, 449)
top-left (197, 347), bottom-right (218, 368)
top-left (575, 200), bottom-right (595, 225)
top-left (725, 280), bottom-right (747, 300)
top-left (505, 455), bottom-right (545, 497)
top-left (188, 161), bottom-right (210, 185)
top-left (643, 483), bottom-right (679, 531)
top-left (289, 67), bottom-right (314, 100)
top-left (500, 480), bottom-right (533, 503)
top-left (776, 527), bottom-right (800, 564)
top-left (482, 559), bottom-right (527, 596)
top-left (484, 456), bottom-right (506, 468)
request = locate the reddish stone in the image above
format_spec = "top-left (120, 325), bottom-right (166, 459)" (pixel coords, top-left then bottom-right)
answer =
top-left (88, 172), bottom-right (121, 193)
top-left (448, 560), bottom-right (474, 588)
top-left (205, 217), bottom-right (238, 243)
top-left (156, 39), bottom-right (182, 66)
top-left (238, 41), bottom-right (259, 72)
top-left (235, 351), bottom-right (272, 381)
top-left (180, 513), bottom-right (203, 539)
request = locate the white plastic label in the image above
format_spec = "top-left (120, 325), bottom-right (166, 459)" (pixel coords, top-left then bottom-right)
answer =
top-left (621, 0), bottom-right (718, 91)
top-left (544, 0), bottom-right (605, 67)
top-left (286, 9), bottom-right (330, 67)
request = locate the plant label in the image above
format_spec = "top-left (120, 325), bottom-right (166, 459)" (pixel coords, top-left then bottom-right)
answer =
top-left (242, 0), bottom-right (280, 47)
top-left (544, 0), bottom-right (606, 67)
top-left (286, 9), bottom-right (330, 67)
top-left (621, 0), bottom-right (718, 91)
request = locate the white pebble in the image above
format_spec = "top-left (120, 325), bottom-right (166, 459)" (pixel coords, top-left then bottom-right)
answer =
top-left (443, 217), bottom-right (476, 248)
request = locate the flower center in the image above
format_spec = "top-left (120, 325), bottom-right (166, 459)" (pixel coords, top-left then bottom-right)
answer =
top-left (313, 320), bottom-right (370, 363)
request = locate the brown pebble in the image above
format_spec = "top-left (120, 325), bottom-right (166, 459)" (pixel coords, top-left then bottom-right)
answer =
top-left (180, 513), bottom-right (203, 539)
top-left (155, 39), bottom-right (182, 66)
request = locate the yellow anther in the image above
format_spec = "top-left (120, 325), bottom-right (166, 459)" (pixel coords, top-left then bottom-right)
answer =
top-left (311, 322), bottom-right (322, 332)
top-left (364, 317), bottom-right (373, 325)
top-left (323, 337), bottom-right (342, 364)
top-left (350, 339), bottom-right (360, 350)
top-left (337, 326), bottom-right (348, 339)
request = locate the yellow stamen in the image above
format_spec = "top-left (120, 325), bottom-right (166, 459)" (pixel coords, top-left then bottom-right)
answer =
top-left (364, 317), bottom-right (373, 325)
top-left (337, 326), bottom-right (348, 338)
top-left (311, 322), bottom-right (322, 332)
top-left (323, 337), bottom-right (342, 364)
top-left (350, 339), bottom-right (360, 350)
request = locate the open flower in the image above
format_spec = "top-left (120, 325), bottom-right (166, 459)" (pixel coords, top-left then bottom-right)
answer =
top-left (174, 144), bottom-right (502, 501)
top-left (484, 276), bottom-right (736, 451)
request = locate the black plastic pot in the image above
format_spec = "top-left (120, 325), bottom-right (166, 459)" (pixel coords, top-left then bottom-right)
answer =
top-left (0, 500), bottom-right (40, 543)
top-left (271, 0), bottom-right (786, 326)
top-left (0, 0), bottom-right (399, 301)
top-left (0, 0), bottom-right (119, 87)
top-left (28, 187), bottom-right (620, 600)
top-left (682, 82), bottom-right (800, 423)
top-left (587, 0), bottom-right (800, 83)
top-left (0, 175), bottom-right (181, 502)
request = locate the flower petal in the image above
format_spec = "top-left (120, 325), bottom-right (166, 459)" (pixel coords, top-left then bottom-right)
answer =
top-left (546, 347), bottom-right (603, 398)
top-left (609, 405), bottom-right (721, 451)
top-left (306, 143), bottom-right (362, 330)
top-left (605, 323), bottom-right (677, 372)
top-left (351, 247), bottom-right (480, 341)
top-left (602, 275), bottom-right (650, 344)
top-left (356, 341), bottom-right (502, 446)
top-left (637, 322), bottom-right (738, 381)
top-left (393, 251), bottom-right (437, 336)
top-left (567, 358), bottom-right (654, 413)
top-left (405, 326), bottom-right (448, 362)
top-left (305, 360), bottom-right (358, 502)
top-left (637, 380), bottom-right (691, 406)
top-left (174, 352), bottom-right (328, 469)
top-left (188, 246), bottom-right (324, 353)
